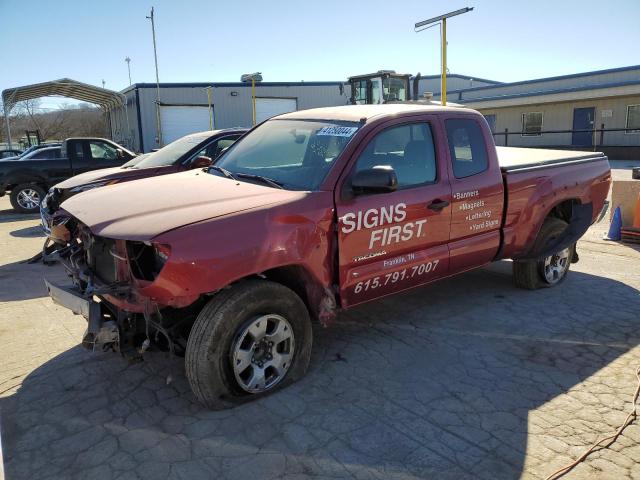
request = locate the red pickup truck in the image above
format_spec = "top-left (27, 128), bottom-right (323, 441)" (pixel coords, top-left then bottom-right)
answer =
top-left (45, 104), bottom-right (611, 408)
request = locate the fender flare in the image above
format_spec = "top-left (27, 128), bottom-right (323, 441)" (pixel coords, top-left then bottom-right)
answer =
top-left (516, 202), bottom-right (593, 261)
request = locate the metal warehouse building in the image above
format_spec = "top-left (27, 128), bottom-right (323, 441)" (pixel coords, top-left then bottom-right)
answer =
top-left (438, 65), bottom-right (640, 158)
top-left (108, 65), bottom-right (640, 157)
top-left (108, 73), bottom-right (500, 153)
top-left (111, 81), bottom-right (349, 152)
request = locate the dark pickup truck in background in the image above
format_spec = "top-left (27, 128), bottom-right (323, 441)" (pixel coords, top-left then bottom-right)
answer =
top-left (0, 137), bottom-right (135, 212)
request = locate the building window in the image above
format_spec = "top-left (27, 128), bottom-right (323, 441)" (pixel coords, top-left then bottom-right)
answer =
top-left (626, 105), bottom-right (640, 133)
top-left (522, 112), bottom-right (543, 136)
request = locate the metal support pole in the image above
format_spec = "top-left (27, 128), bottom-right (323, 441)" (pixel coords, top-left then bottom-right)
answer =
top-left (147, 7), bottom-right (163, 146)
top-left (206, 87), bottom-right (214, 130)
top-left (414, 8), bottom-right (472, 108)
top-left (504, 128), bottom-right (508, 146)
top-left (599, 123), bottom-right (605, 146)
top-left (441, 18), bottom-right (447, 106)
top-left (4, 105), bottom-right (12, 149)
top-left (251, 79), bottom-right (256, 126)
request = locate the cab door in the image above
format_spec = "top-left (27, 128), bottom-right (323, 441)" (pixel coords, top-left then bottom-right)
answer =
top-left (444, 116), bottom-right (504, 274)
top-left (335, 118), bottom-right (452, 308)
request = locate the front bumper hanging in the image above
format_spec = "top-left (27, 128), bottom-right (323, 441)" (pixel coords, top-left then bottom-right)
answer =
top-left (44, 279), bottom-right (120, 350)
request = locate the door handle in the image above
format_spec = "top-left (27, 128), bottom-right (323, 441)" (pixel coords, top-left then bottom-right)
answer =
top-left (427, 199), bottom-right (450, 211)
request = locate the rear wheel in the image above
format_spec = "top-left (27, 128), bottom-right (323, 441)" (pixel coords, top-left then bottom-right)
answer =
top-left (513, 217), bottom-right (574, 289)
top-left (185, 280), bottom-right (312, 409)
top-left (10, 184), bottom-right (45, 213)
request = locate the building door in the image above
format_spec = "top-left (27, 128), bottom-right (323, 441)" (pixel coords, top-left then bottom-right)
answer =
top-left (160, 106), bottom-right (212, 144)
top-left (483, 114), bottom-right (496, 133)
top-left (255, 98), bottom-right (297, 123)
top-left (572, 107), bottom-right (595, 147)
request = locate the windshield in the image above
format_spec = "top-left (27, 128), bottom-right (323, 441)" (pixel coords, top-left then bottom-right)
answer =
top-left (213, 119), bottom-right (360, 190)
top-left (131, 133), bottom-right (210, 168)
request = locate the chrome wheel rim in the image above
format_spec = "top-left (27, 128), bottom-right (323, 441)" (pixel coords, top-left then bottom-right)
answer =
top-left (543, 248), bottom-right (570, 284)
top-left (232, 314), bottom-right (295, 393)
top-left (16, 188), bottom-right (41, 210)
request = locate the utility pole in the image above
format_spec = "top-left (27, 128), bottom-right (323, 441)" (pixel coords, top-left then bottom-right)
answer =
top-left (147, 7), bottom-right (163, 146)
top-left (415, 7), bottom-right (473, 105)
top-left (125, 57), bottom-right (132, 85)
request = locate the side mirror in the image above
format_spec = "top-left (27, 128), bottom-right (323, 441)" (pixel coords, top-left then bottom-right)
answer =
top-left (191, 155), bottom-right (213, 169)
top-left (351, 166), bottom-right (397, 194)
top-left (116, 148), bottom-right (124, 159)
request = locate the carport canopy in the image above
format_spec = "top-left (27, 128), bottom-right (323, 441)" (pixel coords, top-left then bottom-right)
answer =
top-left (2, 78), bottom-right (125, 111)
top-left (2, 78), bottom-right (127, 148)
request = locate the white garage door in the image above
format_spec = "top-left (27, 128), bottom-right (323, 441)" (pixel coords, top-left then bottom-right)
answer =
top-left (160, 106), bottom-right (211, 144)
top-left (256, 98), bottom-right (297, 123)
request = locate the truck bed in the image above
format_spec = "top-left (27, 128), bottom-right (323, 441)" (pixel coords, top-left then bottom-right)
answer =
top-left (497, 146), bottom-right (607, 172)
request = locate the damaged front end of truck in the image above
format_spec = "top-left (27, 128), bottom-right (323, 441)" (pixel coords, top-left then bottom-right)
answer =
top-left (45, 217), bottom-right (197, 358)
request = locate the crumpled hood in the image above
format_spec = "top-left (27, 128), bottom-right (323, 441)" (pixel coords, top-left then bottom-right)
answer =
top-left (55, 166), bottom-right (149, 189)
top-left (61, 170), bottom-right (306, 240)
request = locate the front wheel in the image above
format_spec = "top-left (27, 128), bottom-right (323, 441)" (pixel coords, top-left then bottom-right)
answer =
top-left (185, 280), bottom-right (312, 409)
top-left (10, 184), bottom-right (46, 213)
top-left (513, 217), bottom-right (575, 289)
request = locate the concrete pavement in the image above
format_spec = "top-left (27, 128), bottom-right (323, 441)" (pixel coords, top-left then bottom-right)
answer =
top-left (0, 195), bottom-right (639, 480)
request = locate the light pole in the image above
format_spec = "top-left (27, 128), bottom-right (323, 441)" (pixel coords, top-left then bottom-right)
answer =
top-left (241, 72), bottom-right (263, 126)
top-left (125, 57), bottom-right (132, 85)
top-left (102, 79), bottom-right (106, 89)
top-left (146, 7), bottom-right (163, 145)
top-left (415, 7), bottom-right (473, 105)
top-left (205, 86), bottom-right (214, 130)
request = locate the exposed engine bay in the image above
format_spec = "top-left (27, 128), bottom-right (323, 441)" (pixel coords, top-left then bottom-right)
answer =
top-left (46, 217), bottom-right (198, 359)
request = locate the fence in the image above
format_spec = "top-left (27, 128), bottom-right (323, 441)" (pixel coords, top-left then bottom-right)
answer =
top-left (492, 124), bottom-right (639, 151)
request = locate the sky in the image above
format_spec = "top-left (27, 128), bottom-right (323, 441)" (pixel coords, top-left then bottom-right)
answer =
top-left (1, 0), bottom-right (639, 110)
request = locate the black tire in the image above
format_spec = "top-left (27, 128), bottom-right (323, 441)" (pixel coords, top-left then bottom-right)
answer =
top-left (513, 217), bottom-right (575, 290)
top-left (185, 279), bottom-right (312, 409)
top-left (10, 183), bottom-right (46, 213)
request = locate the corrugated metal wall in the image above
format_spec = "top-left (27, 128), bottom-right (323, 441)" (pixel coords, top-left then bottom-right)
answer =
top-left (126, 83), bottom-right (349, 152)
top-left (107, 90), bottom-right (140, 152)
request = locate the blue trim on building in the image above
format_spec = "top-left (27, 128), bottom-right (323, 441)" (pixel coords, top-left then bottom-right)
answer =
top-left (120, 81), bottom-right (344, 94)
top-left (134, 88), bottom-right (144, 152)
top-left (456, 79), bottom-right (640, 103)
top-left (445, 64), bottom-right (640, 96)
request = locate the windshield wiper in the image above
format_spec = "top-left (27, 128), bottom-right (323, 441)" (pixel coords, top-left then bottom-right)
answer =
top-left (209, 165), bottom-right (237, 180)
top-left (235, 173), bottom-right (284, 189)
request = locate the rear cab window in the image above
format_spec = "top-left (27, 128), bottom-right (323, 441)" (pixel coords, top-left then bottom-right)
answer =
top-left (445, 118), bottom-right (488, 178)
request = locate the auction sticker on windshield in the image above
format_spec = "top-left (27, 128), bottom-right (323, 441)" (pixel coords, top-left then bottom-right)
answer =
top-left (317, 126), bottom-right (358, 137)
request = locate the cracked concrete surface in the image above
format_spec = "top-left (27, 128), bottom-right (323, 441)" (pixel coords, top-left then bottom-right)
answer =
top-left (0, 195), bottom-right (638, 480)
